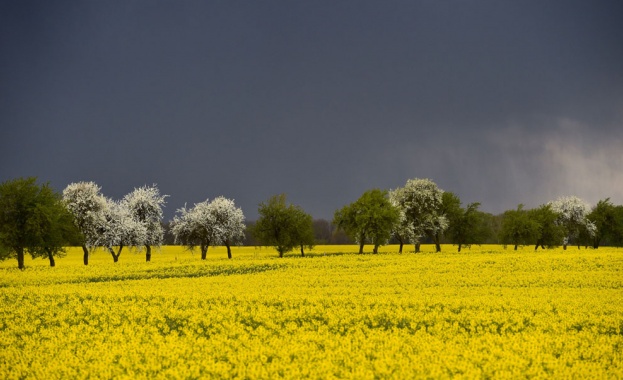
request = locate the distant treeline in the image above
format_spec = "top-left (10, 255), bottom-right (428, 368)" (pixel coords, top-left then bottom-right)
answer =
top-left (159, 219), bottom-right (354, 246)
top-left (1, 177), bottom-right (622, 269)
top-left (160, 218), bottom-right (493, 246)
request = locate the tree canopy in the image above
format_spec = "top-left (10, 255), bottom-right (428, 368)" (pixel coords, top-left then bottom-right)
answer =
top-left (549, 196), bottom-right (596, 249)
top-left (0, 177), bottom-right (80, 269)
top-left (100, 199), bottom-right (148, 262)
top-left (499, 205), bottom-right (538, 250)
top-left (123, 185), bottom-right (167, 262)
top-left (333, 189), bottom-right (399, 254)
top-left (171, 197), bottom-right (246, 259)
top-left (391, 178), bottom-right (447, 253)
top-left (587, 199), bottom-right (623, 248)
top-left (63, 181), bottom-right (109, 265)
top-left (445, 201), bottom-right (490, 252)
top-left (252, 194), bottom-right (314, 257)
top-left (206, 196), bottom-right (246, 259)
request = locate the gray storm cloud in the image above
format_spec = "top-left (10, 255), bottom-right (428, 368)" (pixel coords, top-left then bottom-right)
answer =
top-left (1, 1), bottom-right (622, 219)
top-left (484, 118), bottom-right (623, 210)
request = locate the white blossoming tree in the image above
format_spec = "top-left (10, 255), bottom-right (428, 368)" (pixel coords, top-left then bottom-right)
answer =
top-left (207, 196), bottom-right (246, 259)
top-left (170, 200), bottom-right (219, 260)
top-left (549, 196), bottom-right (597, 249)
top-left (62, 181), bottom-right (109, 265)
top-left (388, 189), bottom-right (416, 253)
top-left (100, 199), bottom-right (148, 262)
top-left (392, 178), bottom-right (447, 253)
top-left (123, 185), bottom-right (167, 262)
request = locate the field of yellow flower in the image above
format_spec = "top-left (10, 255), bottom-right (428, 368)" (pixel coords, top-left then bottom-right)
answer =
top-left (1, 245), bottom-right (622, 379)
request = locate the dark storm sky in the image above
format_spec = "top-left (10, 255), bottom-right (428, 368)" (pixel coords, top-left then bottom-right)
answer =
top-left (1, 1), bottom-right (622, 220)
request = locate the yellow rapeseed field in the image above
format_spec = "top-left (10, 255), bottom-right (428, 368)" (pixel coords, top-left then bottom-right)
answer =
top-left (1, 245), bottom-right (622, 379)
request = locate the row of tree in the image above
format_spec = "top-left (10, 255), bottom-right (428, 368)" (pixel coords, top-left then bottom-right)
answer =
top-left (330, 179), bottom-right (623, 253)
top-left (1, 177), bottom-right (623, 269)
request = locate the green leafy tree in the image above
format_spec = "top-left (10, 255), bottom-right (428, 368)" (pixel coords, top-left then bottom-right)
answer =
top-left (333, 189), bottom-right (399, 254)
top-left (438, 192), bottom-right (463, 250)
top-left (291, 207), bottom-right (315, 257)
top-left (529, 204), bottom-right (565, 250)
top-left (252, 194), bottom-right (314, 258)
top-left (499, 205), bottom-right (538, 250)
top-left (586, 199), bottom-right (623, 248)
top-left (446, 201), bottom-right (490, 252)
top-left (0, 178), bottom-right (79, 269)
top-left (612, 205), bottom-right (623, 247)
top-left (36, 201), bottom-right (83, 267)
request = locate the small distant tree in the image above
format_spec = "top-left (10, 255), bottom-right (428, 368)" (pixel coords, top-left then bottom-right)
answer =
top-left (333, 189), bottom-right (399, 254)
top-left (161, 221), bottom-right (176, 245)
top-left (438, 192), bottom-right (463, 250)
top-left (613, 206), bottom-right (623, 247)
top-left (252, 194), bottom-right (313, 257)
top-left (208, 196), bottom-right (246, 259)
top-left (484, 213), bottom-right (503, 244)
top-left (312, 219), bottom-right (332, 245)
top-left (549, 196), bottom-right (596, 249)
top-left (446, 202), bottom-right (490, 252)
top-left (123, 185), bottom-right (167, 262)
top-left (63, 181), bottom-right (109, 265)
top-left (0, 178), bottom-right (80, 269)
top-left (392, 178), bottom-right (447, 253)
top-left (243, 220), bottom-right (258, 246)
top-left (290, 207), bottom-right (315, 257)
top-left (586, 199), bottom-right (623, 248)
top-left (171, 200), bottom-right (219, 260)
top-left (499, 205), bottom-right (538, 250)
top-left (99, 199), bottom-right (147, 262)
top-left (529, 204), bottom-right (565, 250)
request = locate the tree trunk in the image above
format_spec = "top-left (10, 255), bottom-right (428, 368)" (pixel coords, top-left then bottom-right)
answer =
top-left (81, 245), bottom-right (89, 265)
top-left (201, 245), bottom-right (208, 260)
top-left (17, 248), bottom-right (25, 270)
top-left (534, 243), bottom-right (539, 251)
top-left (300, 245), bottom-right (305, 257)
top-left (373, 244), bottom-right (379, 254)
top-left (47, 250), bottom-right (55, 267)
top-left (514, 244), bottom-right (518, 251)
top-left (398, 241), bottom-right (403, 254)
top-left (279, 249), bottom-right (284, 258)
top-left (415, 242), bottom-right (421, 253)
top-left (226, 243), bottom-right (232, 259)
top-left (457, 244), bottom-right (462, 252)
top-left (434, 233), bottom-right (441, 252)
top-left (108, 246), bottom-right (122, 263)
top-left (359, 242), bottom-right (364, 254)
top-left (145, 245), bottom-right (151, 262)
top-left (563, 244), bottom-right (567, 250)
